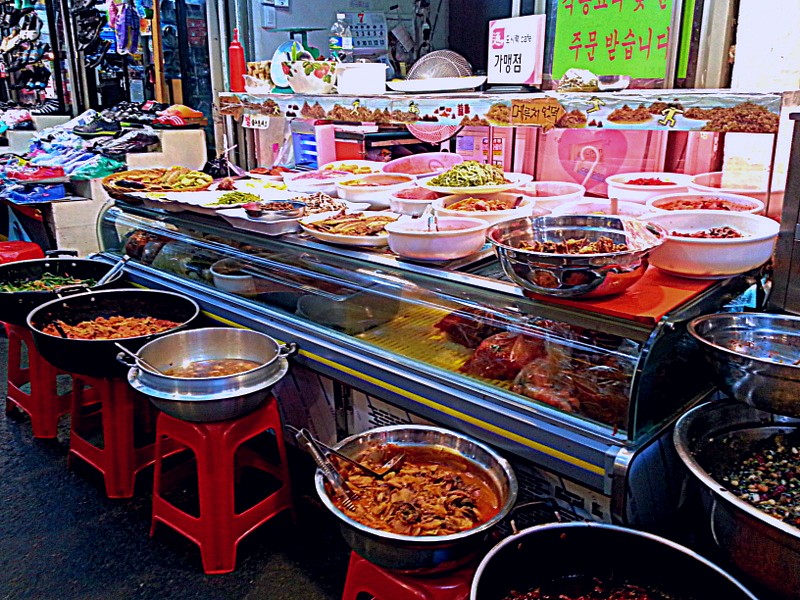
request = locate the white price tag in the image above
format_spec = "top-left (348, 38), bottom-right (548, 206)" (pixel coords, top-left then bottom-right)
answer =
top-left (242, 114), bottom-right (272, 129)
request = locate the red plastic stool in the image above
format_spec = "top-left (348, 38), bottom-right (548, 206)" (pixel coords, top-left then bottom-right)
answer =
top-left (0, 241), bottom-right (44, 264)
top-left (69, 375), bottom-right (163, 498)
top-left (4, 322), bottom-right (71, 439)
top-left (341, 551), bottom-right (475, 600)
top-left (150, 395), bottom-right (294, 575)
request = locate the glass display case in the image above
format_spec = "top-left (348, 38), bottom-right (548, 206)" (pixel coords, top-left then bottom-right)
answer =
top-left (96, 198), bottom-right (756, 525)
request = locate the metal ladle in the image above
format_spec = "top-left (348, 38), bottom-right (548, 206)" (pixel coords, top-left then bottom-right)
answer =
top-left (96, 255), bottom-right (131, 286)
top-left (114, 342), bottom-right (164, 374)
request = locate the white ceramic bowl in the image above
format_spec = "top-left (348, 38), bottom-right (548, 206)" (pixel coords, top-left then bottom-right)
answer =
top-left (382, 152), bottom-right (465, 177)
top-left (643, 210), bottom-right (779, 279)
top-left (388, 186), bottom-right (445, 217)
top-left (384, 216), bottom-right (488, 261)
top-left (605, 172), bottom-right (691, 204)
top-left (551, 199), bottom-right (653, 219)
top-left (520, 181), bottom-right (585, 211)
top-left (284, 169), bottom-right (351, 195)
top-left (210, 259), bottom-right (257, 297)
top-left (432, 192), bottom-right (535, 225)
top-left (335, 173), bottom-right (416, 209)
top-left (281, 60), bottom-right (337, 94)
top-left (646, 192), bottom-right (765, 215)
top-left (688, 171), bottom-right (784, 207)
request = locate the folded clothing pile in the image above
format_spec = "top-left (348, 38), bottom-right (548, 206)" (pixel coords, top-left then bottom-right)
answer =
top-left (8, 183), bottom-right (66, 204)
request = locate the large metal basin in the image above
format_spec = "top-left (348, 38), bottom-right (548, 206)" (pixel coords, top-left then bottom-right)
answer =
top-left (314, 425), bottom-right (518, 573)
top-left (124, 327), bottom-right (295, 421)
top-left (471, 522), bottom-right (758, 600)
top-left (674, 401), bottom-right (800, 599)
top-left (486, 215), bottom-right (667, 299)
top-left (688, 312), bottom-right (800, 418)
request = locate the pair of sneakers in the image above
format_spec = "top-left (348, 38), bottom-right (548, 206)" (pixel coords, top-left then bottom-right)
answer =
top-left (30, 97), bottom-right (60, 115)
top-left (10, 63), bottom-right (48, 90)
top-left (115, 100), bottom-right (169, 125)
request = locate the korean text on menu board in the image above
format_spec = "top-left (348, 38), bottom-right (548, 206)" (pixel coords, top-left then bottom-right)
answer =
top-left (552, 0), bottom-right (673, 80)
top-left (488, 15), bottom-right (546, 85)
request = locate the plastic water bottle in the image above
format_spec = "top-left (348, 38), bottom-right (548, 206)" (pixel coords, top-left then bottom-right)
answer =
top-left (329, 13), bottom-right (353, 62)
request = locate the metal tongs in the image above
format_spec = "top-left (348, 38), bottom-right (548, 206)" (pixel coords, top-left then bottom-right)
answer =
top-left (291, 427), bottom-right (360, 511)
top-left (312, 437), bottom-right (405, 479)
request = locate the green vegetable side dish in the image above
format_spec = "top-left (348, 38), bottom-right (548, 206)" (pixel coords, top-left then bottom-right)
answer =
top-left (0, 272), bottom-right (97, 292)
top-left (428, 161), bottom-right (509, 188)
top-left (205, 191), bottom-right (262, 206)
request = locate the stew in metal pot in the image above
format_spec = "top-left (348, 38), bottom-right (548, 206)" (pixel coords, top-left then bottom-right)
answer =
top-left (329, 444), bottom-right (501, 536)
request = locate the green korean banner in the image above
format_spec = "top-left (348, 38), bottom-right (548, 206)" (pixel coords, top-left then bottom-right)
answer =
top-left (552, 0), bottom-right (673, 79)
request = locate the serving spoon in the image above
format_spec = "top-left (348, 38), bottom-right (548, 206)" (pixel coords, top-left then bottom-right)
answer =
top-left (96, 255), bottom-right (131, 286)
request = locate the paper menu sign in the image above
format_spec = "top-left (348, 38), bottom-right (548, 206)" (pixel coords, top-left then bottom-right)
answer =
top-left (487, 15), bottom-right (546, 86)
top-left (552, 0), bottom-right (673, 79)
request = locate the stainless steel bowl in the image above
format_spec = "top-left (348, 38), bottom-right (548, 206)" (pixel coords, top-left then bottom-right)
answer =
top-left (486, 215), bottom-right (667, 298)
top-left (674, 401), bottom-right (800, 599)
top-left (688, 312), bottom-right (800, 418)
top-left (123, 327), bottom-right (295, 421)
top-left (314, 425), bottom-right (518, 573)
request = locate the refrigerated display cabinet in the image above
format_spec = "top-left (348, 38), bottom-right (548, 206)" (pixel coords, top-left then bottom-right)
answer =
top-left (95, 198), bottom-right (758, 529)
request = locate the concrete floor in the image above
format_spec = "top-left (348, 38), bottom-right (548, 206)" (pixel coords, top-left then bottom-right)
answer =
top-left (0, 334), bottom-right (352, 600)
top-left (1, 333), bottom-right (787, 600)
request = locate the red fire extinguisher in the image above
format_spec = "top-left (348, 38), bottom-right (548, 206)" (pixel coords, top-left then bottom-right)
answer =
top-left (228, 28), bottom-right (246, 92)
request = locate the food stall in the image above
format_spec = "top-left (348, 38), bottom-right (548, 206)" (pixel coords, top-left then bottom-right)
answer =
top-left (85, 86), bottom-right (799, 533)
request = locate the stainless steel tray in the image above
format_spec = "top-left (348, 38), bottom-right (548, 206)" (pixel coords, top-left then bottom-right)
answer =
top-left (216, 208), bottom-right (302, 236)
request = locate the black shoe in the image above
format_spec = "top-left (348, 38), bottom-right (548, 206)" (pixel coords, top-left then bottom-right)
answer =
top-left (11, 118), bottom-right (33, 130)
top-left (84, 38), bottom-right (110, 68)
top-left (7, 41), bottom-right (31, 71)
top-left (141, 100), bottom-right (169, 114)
top-left (76, 12), bottom-right (105, 51)
top-left (25, 63), bottom-right (48, 89)
top-left (73, 114), bottom-right (120, 138)
top-left (26, 40), bottom-right (47, 63)
top-left (97, 130), bottom-right (160, 157)
top-left (9, 67), bottom-right (33, 89)
top-left (73, 0), bottom-right (97, 11)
